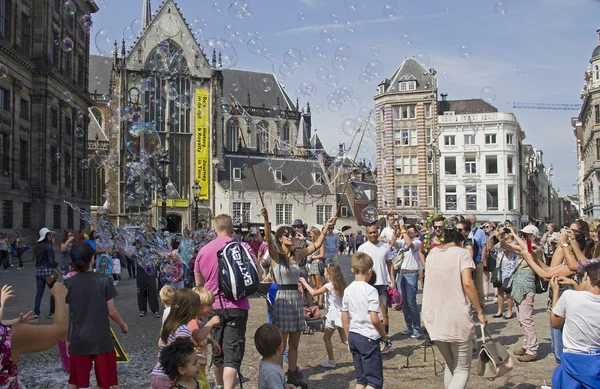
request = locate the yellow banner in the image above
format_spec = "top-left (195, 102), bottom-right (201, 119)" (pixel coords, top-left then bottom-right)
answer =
top-left (195, 88), bottom-right (210, 200)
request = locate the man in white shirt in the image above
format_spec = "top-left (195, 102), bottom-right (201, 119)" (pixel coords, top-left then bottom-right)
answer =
top-left (357, 224), bottom-right (394, 334)
top-left (550, 263), bottom-right (600, 388)
top-left (393, 224), bottom-right (424, 339)
top-left (379, 214), bottom-right (397, 243)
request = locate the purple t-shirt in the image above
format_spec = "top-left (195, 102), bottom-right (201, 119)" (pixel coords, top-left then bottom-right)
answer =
top-left (194, 237), bottom-right (256, 311)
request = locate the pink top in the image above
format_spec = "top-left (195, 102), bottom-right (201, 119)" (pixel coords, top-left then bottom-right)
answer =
top-left (194, 237), bottom-right (255, 311)
top-left (0, 324), bottom-right (18, 388)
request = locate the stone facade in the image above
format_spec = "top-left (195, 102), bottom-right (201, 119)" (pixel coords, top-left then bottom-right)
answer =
top-left (0, 0), bottom-right (97, 241)
top-left (575, 28), bottom-right (600, 220)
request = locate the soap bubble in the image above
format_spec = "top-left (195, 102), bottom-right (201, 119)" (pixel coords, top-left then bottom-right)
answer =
top-left (79, 159), bottom-right (89, 169)
top-left (126, 122), bottom-right (162, 156)
top-left (80, 15), bottom-right (93, 33)
top-left (298, 12), bottom-right (305, 21)
top-left (401, 33), bottom-right (413, 47)
top-left (319, 29), bottom-right (336, 44)
top-left (441, 71), bottom-right (449, 79)
top-left (361, 205), bottom-right (379, 223)
top-left (313, 46), bottom-right (327, 59)
top-left (279, 64), bottom-right (294, 78)
top-left (326, 73), bottom-right (339, 88)
top-left (283, 48), bottom-right (303, 69)
top-left (415, 52), bottom-right (431, 69)
top-left (61, 38), bottom-right (73, 52)
top-left (75, 127), bottom-right (84, 137)
top-left (344, 0), bottom-right (358, 11)
top-left (247, 37), bottom-right (264, 55)
top-left (384, 2), bottom-right (397, 19)
top-left (0, 64), bottom-right (7, 78)
top-left (95, 27), bottom-right (118, 56)
top-left (459, 43), bottom-right (473, 58)
top-left (314, 104), bottom-right (324, 114)
top-left (205, 38), bottom-right (238, 69)
top-left (331, 58), bottom-right (347, 71)
top-left (219, 97), bottom-right (232, 114)
top-left (330, 13), bottom-right (339, 24)
top-left (344, 21), bottom-right (356, 33)
top-left (56, 152), bottom-right (61, 159)
top-left (370, 46), bottom-right (380, 56)
top-left (261, 78), bottom-right (273, 92)
top-left (232, 82), bottom-right (239, 92)
top-left (63, 91), bottom-right (72, 103)
top-left (480, 86), bottom-right (497, 104)
top-left (63, 0), bottom-right (77, 16)
top-left (316, 67), bottom-right (329, 81)
top-left (212, 2), bottom-right (221, 12)
top-left (335, 45), bottom-right (352, 61)
top-left (495, 1), bottom-right (508, 15)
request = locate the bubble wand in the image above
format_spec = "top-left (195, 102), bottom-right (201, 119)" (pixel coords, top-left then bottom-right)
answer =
top-left (230, 94), bottom-right (266, 208)
top-left (334, 111), bottom-right (372, 218)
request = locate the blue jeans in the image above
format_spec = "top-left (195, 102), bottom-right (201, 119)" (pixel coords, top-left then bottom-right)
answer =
top-left (550, 316), bottom-right (563, 363)
top-left (34, 277), bottom-right (55, 316)
top-left (397, 272), bottom-right (421, 330)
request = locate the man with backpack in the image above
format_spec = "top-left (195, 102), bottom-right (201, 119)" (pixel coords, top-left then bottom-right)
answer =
top-left (194, 214), bottom-right (259, 389)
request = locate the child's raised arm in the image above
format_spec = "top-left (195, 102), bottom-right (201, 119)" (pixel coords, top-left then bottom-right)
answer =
top-left (299, 278), bottom-right (329, 297)
top-left (191, 315), bottom-right (220, 344)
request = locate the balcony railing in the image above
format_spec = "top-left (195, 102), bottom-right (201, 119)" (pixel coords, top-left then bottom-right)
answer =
top-left (438, 112), bottom-right (517, 124)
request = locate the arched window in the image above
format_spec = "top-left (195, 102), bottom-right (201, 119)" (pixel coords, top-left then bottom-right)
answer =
top-left (257, 121), bottom-right (269, 153)
top-left (91, 107), bottom-right (103, 127)
top-left (282, 122), bottom-right (291, 143)
top-left (596, 65), bottom-right (599, 80)
top-left (226, 119), bottom-right (239, 151)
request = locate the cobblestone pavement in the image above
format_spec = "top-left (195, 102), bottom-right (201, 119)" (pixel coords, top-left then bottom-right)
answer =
top-left (4, 254), bottom-right (556, 388)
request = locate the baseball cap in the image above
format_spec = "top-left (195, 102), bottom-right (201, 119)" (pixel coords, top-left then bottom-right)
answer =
top-left (70, 242), bottom-right (96, 265)
top-left (519, 225), bottom-right (539, 236)
top-left (37, 227), bottom-right (55, 242)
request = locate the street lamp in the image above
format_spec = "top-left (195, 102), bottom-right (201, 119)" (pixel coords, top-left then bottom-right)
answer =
top-left (157, 151), bottom-right (171, 229)
top-left (192, 180), bottom-right (201, 230)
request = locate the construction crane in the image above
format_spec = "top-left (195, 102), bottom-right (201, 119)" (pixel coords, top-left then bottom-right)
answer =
top-left (512, 102), bottom-right (582, 111)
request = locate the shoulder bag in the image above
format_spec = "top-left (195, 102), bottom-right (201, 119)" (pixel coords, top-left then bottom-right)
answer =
top-left (491, 252), bottom-right (504, 288)
top-left (477, 325), bottom-right (513, 380)
top-left (501, 257), bottom-right (523, 294)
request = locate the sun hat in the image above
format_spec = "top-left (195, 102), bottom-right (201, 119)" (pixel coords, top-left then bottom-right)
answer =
top-left (519, 225), bottom-right (539, 236)
top-left (37, 227), bottom-right (55, 242)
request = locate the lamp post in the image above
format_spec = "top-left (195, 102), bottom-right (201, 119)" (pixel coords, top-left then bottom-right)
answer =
top-left (193, 180), bottom-right (201, 231)
top-left (158, 151), bottom-right (171, 228)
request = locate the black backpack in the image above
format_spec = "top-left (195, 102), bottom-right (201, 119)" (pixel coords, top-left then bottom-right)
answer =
top-left (217, 240), bottom-right (260, 301)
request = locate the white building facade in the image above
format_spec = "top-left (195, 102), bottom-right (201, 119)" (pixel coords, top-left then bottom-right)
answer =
top-left (438, 100), bottom-right (523, 223)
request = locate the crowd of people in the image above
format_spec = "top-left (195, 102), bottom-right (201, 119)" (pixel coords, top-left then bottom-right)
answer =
top-left (0, 210), bottom-right (598, 389)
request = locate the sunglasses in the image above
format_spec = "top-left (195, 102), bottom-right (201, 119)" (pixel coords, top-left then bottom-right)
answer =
top-left (281, 231), bottom-right (292, 238)
top-left (433, 226), bottom-right (444, 230)
top-left (482, 225), bottom-right (489, 229)
top-left (456, 228), bottom-right (464, 232)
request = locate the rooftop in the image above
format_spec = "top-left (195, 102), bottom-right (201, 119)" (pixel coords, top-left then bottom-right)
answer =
top-left (438, 98), bottom-right (498, 115)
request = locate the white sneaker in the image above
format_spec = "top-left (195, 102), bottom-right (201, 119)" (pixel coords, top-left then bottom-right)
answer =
top-left (113, 280), bottom-right (119, 286)
top-left (320, 360), bottom-right (336, 368)
top-left (380, 342), bottom-right (392, 354)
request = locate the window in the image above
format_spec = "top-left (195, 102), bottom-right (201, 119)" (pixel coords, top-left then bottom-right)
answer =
top-left (63, 49), bottom-right (71, 76)
top-left (464, 134), bottom-right (475, 145)
top-left (486, 155), bottom-right (498, 174)
top-left (257, 121), bottom-right (269, 152)
top-left (0, 88), bottom-right (9, 110)
top-left (378, 85), bottom-right (384, 95)
top-left (64, 152), bottom-right (71, 188)
top-left (50, 108), bottom-right (58, 128)
top-left (276, 204), bottom-right (293, 225)
top-left (77, 56), bottom-right (85, 86)
top-left (22, 202), bottom-right (31, 229)
top-left (65, 115), bottom-right (72, 134)
top-left (444, 135), bottom-right (456, 146)
top-left (506, 133), bottom-right (514, 145)
top-left (396, 187), bottom-right (418, 207)
top-left (427, 185), bottom-right (433, 207)
top-left (50, 147), bottom-right (57, 184)
top-left (0, 0), bottom-right (12, 40)
top-left (401, 105), bottom-right (416, 119)
top-left (445, 156), bottom-right (456, 175)
top-left (395, 129), bottom-right (416, 146)
top-left (0, 133), bottom-right (8, 172)
top-left (395, 158), bottom-right (402, 174)
top-left (19, 140), bottom-right (27, 180)
top-left (19, 99), bottom-right (28, 120)
top-left (340, 206), bottom-right (348, 217)
top-left (596, 65), bottom-right (600, 80)
top-left (77, 160), bottom-right (83, 191)
top-left (396, 156), bottom-right (417, 174)
top-left (485, 134), bottom-right (497, 144)
top-left (2, 200), bottom-right (11, 228)
top-left (507, 155), bottom-right (514, 174)
top-left (596, 105), bottom-right (600, 124)
top-left (282, 122), bottom-right (291, 143)
top-left (507, 186), bottom-right (515, 210)
top-left (274, 170), bottom-right (283, 182)
top-left (465, 155), bottom-right (477, 174)
top-left (232, 202), bottom-right (250, 224)
top-left (232, 167), bottom-right (241, 180)
top-left (400, 81), bottom-right (416, 91)
top-left (426, 127), bottom-right (432, 144)
top-left (53, 204), bottom-right (61, 230)
top-left (466, 186), bottom-right (477, 211)
top-left (487, 185), bottom-right (498, 211)
top-left (51, 30), bottom-right (59, 66)
top-left (316, 204), bottom-right (332, 225)
top-left (20, 13), bottom-right (30, 56)
top-left (67, 205), bottom-right (73, 229)
top-left (425, 104), bottom-right (431, 118)
top-left (225, 119), bottom-right (239, 151)
top-left (445, 186), bottom-right (457, 211)
top-left (313, 172), bottom-right (323, 184)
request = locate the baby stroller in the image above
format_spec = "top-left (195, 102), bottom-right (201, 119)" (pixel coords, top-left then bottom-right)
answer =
top-left (302, 285), bottom-right (325, 334)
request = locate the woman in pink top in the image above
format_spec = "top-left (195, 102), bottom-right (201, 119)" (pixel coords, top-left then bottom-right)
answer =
top-left (421, 217), bottom-right (487, 389)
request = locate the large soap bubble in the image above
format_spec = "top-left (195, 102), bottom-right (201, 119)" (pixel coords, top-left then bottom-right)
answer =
top-left (126, 122), bottom-right (162, 156)
top-left (361, 205), bottom-right (379, 223)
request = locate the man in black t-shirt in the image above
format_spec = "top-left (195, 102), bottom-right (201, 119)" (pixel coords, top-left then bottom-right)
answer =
top-left (65, 242), bottom-right (128, 389)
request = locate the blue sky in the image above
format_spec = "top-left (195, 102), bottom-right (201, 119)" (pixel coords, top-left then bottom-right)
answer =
top-left (90, 0), bottom-right (600, 196)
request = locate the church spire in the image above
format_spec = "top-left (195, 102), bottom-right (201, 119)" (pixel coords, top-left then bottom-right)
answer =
top-left (142, 0), bottom-right (152, 29)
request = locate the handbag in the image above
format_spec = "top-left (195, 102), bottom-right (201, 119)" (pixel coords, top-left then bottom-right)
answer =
top-left (535, 274), bottom-right (548, 294)
top-left (477, 325), bottom-right (513, 380)
top-left (502, 257), bottom-right (524, 294)
top-left (491, 253), bottom-right (505, 288)
top-left (392, 248), bottom-right (405, 271)
top-left (45, 269), bottom-right (60, 285)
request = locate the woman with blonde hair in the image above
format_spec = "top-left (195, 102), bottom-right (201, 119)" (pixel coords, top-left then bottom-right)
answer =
top-left (306, 227), bottom-right (325, 307)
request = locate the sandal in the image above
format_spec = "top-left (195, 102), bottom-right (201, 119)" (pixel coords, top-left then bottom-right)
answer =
top-left (504, 313), bottom-right (515, 319)
top-left (492, 313), bottom-right (503, 318)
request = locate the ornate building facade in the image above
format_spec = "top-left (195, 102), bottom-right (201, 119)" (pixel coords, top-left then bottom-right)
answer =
top-left (0, 0), bottom-right (97, 240)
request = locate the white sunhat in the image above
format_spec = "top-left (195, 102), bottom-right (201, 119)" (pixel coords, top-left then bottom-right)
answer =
top-left (37, 227), bottom-right (55, 242)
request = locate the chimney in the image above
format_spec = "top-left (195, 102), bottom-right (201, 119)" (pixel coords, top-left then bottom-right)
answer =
top-left (441, 93), bottom-right (448, 101)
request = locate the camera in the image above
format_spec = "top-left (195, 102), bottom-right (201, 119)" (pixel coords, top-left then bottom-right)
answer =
top-left (503, 228), bottom-right (511, 234)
